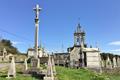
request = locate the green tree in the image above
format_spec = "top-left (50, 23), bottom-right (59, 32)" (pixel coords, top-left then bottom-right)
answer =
top-left (0, 39), bottom-right (19, 54)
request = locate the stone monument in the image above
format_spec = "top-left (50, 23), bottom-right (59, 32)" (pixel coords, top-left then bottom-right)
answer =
top-left (52, 57), bottom-right (56, 75)
top-left (24, 59), bottom-right (28, 70)
top-left (37, 58), bottom-right (40, 68)
top-left (2, 48), bottom-right (7, 61)
top-left (106, 56), bottom-right (112, 69)
top-left (44, 55), bottom-right (54, 80)
top-left (31, 4), bottom-right (42, 69)
top-left (7, 57), bottom-right (16, 78)
top-left (118, 57), bottom-right (120, 67)
top-left (113, 57), bottom-right (117, 68)
top-left (117, 57), bottom-right (120, 67)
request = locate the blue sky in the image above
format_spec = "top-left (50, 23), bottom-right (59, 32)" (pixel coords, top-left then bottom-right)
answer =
top-left (0, 0), bottom-right (120, 54)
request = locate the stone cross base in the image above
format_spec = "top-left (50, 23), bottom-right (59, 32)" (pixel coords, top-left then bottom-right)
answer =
top-left (44, 77), bottom-right (54, 80)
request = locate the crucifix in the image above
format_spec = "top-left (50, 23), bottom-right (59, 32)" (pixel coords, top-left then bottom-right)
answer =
top-left (33, 4), bottom-right (42, 58)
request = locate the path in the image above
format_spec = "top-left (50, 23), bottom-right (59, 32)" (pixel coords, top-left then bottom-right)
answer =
top-left (0, 63), bottom-right (9, 69)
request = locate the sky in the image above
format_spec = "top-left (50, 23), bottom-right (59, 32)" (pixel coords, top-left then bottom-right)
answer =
top-left (0, 0), bottom-right (120, 54)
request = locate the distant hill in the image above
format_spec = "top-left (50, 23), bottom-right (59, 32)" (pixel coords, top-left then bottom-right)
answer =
top-left (0, 39), bottom-right (19, 54)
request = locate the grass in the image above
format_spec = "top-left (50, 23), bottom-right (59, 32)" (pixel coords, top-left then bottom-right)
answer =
top-left (56, 66), bottom-right (106, 80)
top-left (0, 64), bottom-right (120, 80)
top-left (0, 64), bottom-right (38, 80)
top-left (56, 66), bottom-right (120, 80)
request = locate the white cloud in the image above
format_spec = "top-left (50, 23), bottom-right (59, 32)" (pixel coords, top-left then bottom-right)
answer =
top-left (12, 41), bottom-right (23, 46)
top-left (109, 41), bottom-right (120, 46)
top-left (110, 49), bottom-right (120, 52)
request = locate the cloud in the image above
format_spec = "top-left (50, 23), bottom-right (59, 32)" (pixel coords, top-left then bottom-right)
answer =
top-left (12, 41), bottom-right (23, 46)
top-left (108, 41), bottom-right (120, 46)
top-left (110, 49), bottom-right (120, 52)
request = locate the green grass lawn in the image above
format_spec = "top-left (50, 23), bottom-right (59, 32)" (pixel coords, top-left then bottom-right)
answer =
top-left (0, 65), bottom-right (120, 80)
top-left (56, 66), bottom-right (120, 80)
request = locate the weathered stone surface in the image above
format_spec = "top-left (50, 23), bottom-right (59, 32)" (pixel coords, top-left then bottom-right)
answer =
top-left (31, 58), bottom-right (38, 68)
top-left (37, 58), bottom-right (40, 68)
top-left (113, 57), bottom-right (117, 68)
top-left (117, 57), bottom-right (120, 67)
top-left (7, 57), bottom-right (16, 78)
top-left (46, 55), bottom-right (53, 77)
top-left (106, 57), bottom-right (112, 69)
top-left (70, 47), bottom-right (80, 67)
top-left (51, 57), bottom-right (56, 75)
top-left (24, 59), bottom-right (28, 70)
top-left (86, 49), bottom-right (101, 69)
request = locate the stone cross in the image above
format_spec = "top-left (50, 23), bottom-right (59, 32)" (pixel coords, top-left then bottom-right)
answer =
top-left (33, 4), bottom-right (42, 58)
top-left (7, 57), bottom-right (16, 78)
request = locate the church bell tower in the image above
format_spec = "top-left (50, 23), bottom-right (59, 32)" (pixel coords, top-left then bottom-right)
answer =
top-left (74, 23), bottom-right (85, 47)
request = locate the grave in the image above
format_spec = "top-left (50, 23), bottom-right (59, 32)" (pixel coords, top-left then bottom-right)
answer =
top-left (24, 58), bottom-right (28, 70)
top-left (44, 55), bottom-right (54, 80)
top-left (7, 57), bottom-right (16, 78)
top-left (106, 57), bottom-right (112, 69)
top-left (113, 57), bottom-right (117, 68)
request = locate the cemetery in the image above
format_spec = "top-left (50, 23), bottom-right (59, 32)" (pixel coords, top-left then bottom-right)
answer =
top-left (0, 1), bottom-right (120, 80)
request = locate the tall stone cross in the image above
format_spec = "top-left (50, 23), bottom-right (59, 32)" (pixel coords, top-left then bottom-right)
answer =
top-left (33, 4), bottom-right (42, 58)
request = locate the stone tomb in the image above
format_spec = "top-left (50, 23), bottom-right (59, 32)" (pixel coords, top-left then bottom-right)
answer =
top-left (84, 48), bottom-right (101, 72)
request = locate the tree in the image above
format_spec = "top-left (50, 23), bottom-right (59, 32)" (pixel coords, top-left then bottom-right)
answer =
top-left (0, 39), bottom-right (19, 54)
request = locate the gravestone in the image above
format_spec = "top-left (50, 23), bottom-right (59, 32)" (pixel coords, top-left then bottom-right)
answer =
top-left (3, 48), bottom-right (7, 57)
top-left (101, 60), bottom-right (105, 68)
top-left (117, 57), bottom-right (120, 67)
top-left (31, 58), bottom-right (38, 68)
top-left (113, 57), bottom-right (117, 68)
top-left (116, 57), bottom-right (120, 67)
top-left (24, 59), bottom-right (28, 70)
top-left (51, 57), bottom-right (56, 76)
top-left (7, 57), bottom-right (16, 78)
top-left (37, 58), bottom-right (40, 68)
top-left (44, 55), bottom-right (54, 80)
top-left (106, 57), bottom-right (112, 69)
